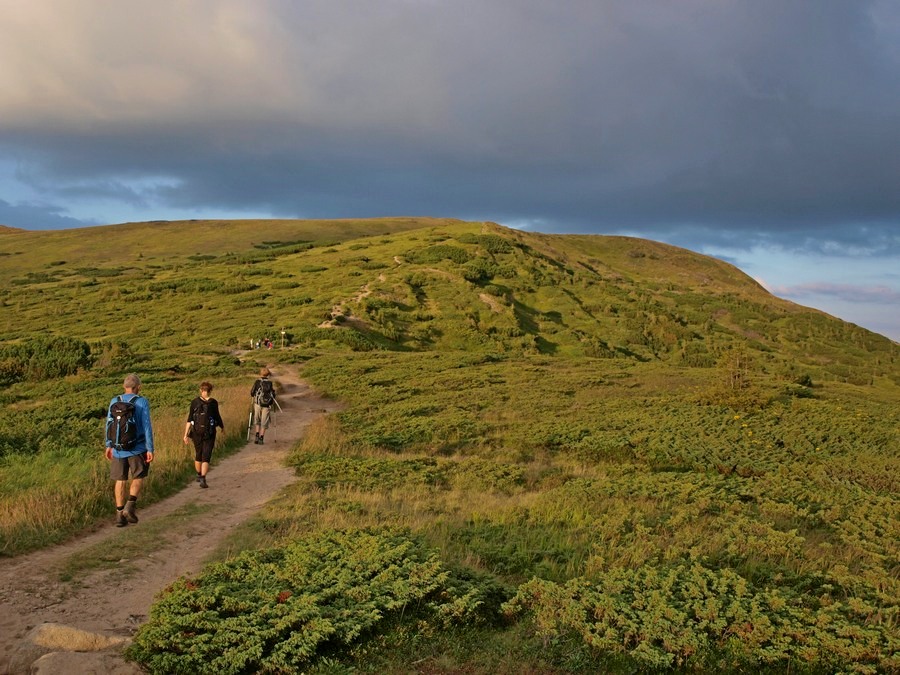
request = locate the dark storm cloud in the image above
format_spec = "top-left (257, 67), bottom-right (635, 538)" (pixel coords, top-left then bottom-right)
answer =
top-left (1, 0), bottom-right (899, 255)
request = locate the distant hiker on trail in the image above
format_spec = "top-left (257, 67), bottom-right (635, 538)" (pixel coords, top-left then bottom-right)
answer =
top-left (104, 373), bottom-right (155, 528)
top-left (250, 367), bottom-right (276, 444)
top-left (183, 381), bottom-right (225, 489)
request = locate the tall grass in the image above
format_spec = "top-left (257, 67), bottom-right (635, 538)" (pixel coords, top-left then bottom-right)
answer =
top-left (0, 381), bottom-right (251, 554)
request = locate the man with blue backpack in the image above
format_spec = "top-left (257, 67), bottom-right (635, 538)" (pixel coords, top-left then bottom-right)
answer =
top-left (104, 373), bottom-right (155, 527)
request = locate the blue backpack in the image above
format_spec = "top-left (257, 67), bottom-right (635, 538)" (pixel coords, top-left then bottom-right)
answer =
top-left (107, 395), bottom-right (138, 450)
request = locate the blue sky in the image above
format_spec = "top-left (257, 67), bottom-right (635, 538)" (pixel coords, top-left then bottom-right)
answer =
top-left (0, 1), bottom-right (898, 340)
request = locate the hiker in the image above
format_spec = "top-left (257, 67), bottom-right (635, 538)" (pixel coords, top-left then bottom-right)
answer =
top-left (250, 367), bottom-right (276, 444)
top-left (104, 373), bottom-right (155, 528)
top-left (182, 381), bottom-right (225, 488)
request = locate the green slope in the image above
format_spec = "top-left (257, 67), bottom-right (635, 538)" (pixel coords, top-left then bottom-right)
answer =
top-left (0, 217), bottom-right (895, 384)
top-left (1, 218), bottom-right (898, 673)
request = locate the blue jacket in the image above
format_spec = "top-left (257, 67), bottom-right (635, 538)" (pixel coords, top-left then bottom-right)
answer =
top-left (106, 393), bottom-right (155, 458)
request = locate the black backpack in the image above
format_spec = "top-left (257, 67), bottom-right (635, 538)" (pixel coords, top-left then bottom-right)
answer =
top-left (191, 399), bottom-right (214, 440)
top-left (255, 379), bottom-right (275, 407)
top-left (107, 395), bottom-right (139, 451)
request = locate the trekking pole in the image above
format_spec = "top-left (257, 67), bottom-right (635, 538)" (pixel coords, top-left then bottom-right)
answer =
top-left (246, 410), bottom-right (253, 442)
top-left (272, 399), bottom-right (282, 443)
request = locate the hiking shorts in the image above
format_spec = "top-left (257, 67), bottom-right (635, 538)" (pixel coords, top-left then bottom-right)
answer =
top-left (110, 453), bottom-right (150, 481)
top-left (253, 403), bottom-right (271, 429)
top-left (193, 435), bottom-right (215, 463)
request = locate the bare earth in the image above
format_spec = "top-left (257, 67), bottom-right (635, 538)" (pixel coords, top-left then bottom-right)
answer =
top-left (0, 366), bottom-right (339, 674)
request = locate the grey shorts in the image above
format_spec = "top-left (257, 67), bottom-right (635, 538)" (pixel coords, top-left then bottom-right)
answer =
top-left (110, 454), bottom-right (150, 481)
top-left (253, 404), bottom-right (271, 429)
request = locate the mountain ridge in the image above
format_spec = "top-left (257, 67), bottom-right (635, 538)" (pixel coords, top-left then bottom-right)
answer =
top-left (0, 218), bottom-right (895, 384)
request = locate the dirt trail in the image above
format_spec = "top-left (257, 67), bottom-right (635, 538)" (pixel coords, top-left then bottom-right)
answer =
top-left (0, 366), bottom-right (340, 673)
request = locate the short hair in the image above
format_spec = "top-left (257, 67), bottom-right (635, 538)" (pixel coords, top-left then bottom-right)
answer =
top-left (200, 381), bottom-right (213, 393)
top-left (123, 373), bottom-right (141, 389)
top-left (259, 367), bottom-right (270, 377)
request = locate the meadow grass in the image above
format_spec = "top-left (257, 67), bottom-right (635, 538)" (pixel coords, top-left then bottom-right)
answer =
top-left (1, 218), bottom-right (897, 672)
top-left (277, 350), bottom-right (896, 671)
top-left (0, 380), bottom-right (251, 554)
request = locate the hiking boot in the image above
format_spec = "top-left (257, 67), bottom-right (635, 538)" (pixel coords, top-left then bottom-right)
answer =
top-left (258, 436), bottom-right (264, 445)
top-left (115, 510), bottom-right (128, 527)
top-left (123, 500), bottom-right (139, 523)
top-left (199, 476), bottom-right (208, 488)
top-left (254, 433), bottom-right (261, 444)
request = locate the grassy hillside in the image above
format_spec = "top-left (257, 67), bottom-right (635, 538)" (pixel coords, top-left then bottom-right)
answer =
top-left (1, 218), bottom-right (897, 672)
top-left (1, 218), bottom-right (894, 379)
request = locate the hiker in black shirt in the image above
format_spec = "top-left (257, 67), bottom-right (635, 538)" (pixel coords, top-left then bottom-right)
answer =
top-left (182, 381), bottom-right (224, 488)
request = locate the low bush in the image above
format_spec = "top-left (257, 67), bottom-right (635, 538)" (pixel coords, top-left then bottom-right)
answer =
top-left (505, 563), bottom-right (897, 672)
top-left (0, 335), bottom-right (92, 385)
top-left (128, 528), bottom-right (507, 674)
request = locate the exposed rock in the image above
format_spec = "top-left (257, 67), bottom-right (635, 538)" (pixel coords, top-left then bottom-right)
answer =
top-left (32, 650), bottom-right (143, 675)
top-left (6, 623), bottom-right (127, 675)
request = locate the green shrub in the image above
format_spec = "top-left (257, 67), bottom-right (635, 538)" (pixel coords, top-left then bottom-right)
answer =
top-left (0, 335), bottom-right (92, 384)
top-left (127, 528), bottom-right (507, 674)
top-left (462, 258), bottom-right (499, 283)
top-left (358, 261), bottom-right (388, 270)
top-left (407, 245), bottom-right (471, 265)
top-left (220, 281), bottom-right (259, 294)
top-left (456, 233), bottom-right (513, 254)
top-left (505, 563), bottom-right (897, 672)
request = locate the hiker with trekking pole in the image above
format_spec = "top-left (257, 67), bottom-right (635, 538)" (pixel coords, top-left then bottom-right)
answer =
top-left (249, 367), bottom-right (276, 444)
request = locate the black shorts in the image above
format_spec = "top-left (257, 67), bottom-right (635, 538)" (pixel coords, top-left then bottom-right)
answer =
top-left (193, 435), bottom-right (216, 463)
top-left (110, 454), bottom-right (150, 481)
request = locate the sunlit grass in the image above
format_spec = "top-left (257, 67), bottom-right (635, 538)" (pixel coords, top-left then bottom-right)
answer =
top-left (0, 381), bottom-right (250, 554)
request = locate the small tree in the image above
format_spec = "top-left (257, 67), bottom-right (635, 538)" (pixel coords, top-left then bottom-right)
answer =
top-left (718, 347), bottom-right (752, 391)
top-left (694, 346), bottom-right (766, 411)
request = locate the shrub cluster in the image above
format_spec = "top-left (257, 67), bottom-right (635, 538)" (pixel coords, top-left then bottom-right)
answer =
top-left (456, 233), bottom-right (515, 254)
top-left (505, 564), bottom-right (897, 672)
top-left (127, 528), bottom-right (507, 674)
top-left (0, 335), bottom-right (92, 386)
top-left (406, 245), bottom-right (471, 265)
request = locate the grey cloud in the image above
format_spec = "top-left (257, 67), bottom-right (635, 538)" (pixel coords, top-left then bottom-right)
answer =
top-left (1, 0), bottom-right (900, 254)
